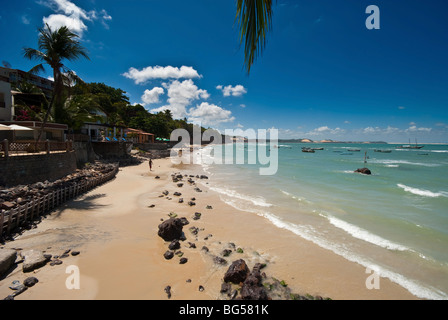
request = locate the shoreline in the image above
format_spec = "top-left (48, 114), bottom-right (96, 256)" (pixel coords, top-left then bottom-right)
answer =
top-left (0, 157), bottom-right (419, 300)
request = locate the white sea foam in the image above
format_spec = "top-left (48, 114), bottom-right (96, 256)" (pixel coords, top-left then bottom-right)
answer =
top-left (429, 150), bottom-right (448, 153)
top-left (209, 185), bottom-right (273, 207)
top-left (322, 214), bottom-right (410, 251)
top-left (281, 190), bottom-right (311, 204)
top-left (372, 159), bottom-right (441, 167)
top-left (397, 184), bottom-right (448, 198)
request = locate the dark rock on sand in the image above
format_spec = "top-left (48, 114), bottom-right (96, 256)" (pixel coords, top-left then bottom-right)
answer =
top-left (179, 257), bottom-right (188, 264)
top-left (178, 217), bottom-right (190, 226)
top-left (223, 259), bottom-right (250, 284)
top-left (188, 242), bottom-right (196, 249)
top-left (23, 277), bottom-right (39, 287)
top-left (158, 218), bottom-right (185, 241)
top-left (168, 240), bottom-right (181, 250)
top-left (165, 285), bottom-right (172, 299)
top-left (188, 201), bottom-right (196, 206)
top-left (193, 212), bottom-right (201, 220)
top-left (164, 251), bottom-right (174, 260)
top-left (241, 268), bottom-right (269, 300)
top-left (213, 256), bottom-right (228, 266)
top-left (222, 249), bottom-right (232, 257)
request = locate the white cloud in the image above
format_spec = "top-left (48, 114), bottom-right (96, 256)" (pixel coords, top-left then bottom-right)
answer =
top-left (21, 14), bottom-right (30, 25)
top-left (216, 84), bottom-right (247, 97)
top-left (141, 87), bottom-right (164, 105)
top-left (240, 104), bottom-right (246, 108)
top-left (43, 14), bottom-right (88, 35)
top-left (398, 106), bottom-right (406, 110)
top-left (40, 0), bottom-right (111, 36)
top-left (405, 126), bottom-right (432, 133)
top-left (150, 79), bottom-right (209, 119)
top-left (123, 66), bottom-right (201, 85)
top-left (188, 102), bottom-right (235, 127)
top-left (306, 126), bottom-right (345, 136)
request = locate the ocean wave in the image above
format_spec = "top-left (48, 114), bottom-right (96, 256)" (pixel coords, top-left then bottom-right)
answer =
top-left (221, 197), bottom-right (448, 300)
top-left (281, 190), bottom-right (311, 204)
top-left (372, 159), bottom-right (441, 167)
top-left (429, 150), bottom-right (448, 153)
top-left (322, 214), bottom-right (411, 252)
top-left (209, 185), bottom-right (273, 207)
top-left (397, 184), bottom-right (448, 198)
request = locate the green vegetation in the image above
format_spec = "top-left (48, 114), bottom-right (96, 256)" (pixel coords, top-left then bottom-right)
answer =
top-left (19, 25), bottom-right (213, 139)
top-left (23, 23), bottom-right (90, 141)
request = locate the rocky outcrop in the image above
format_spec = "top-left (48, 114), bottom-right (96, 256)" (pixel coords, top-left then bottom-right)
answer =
top-left (223, 259), bottom-right (250, 284)
top-left (355, 167), bottom-right (371, 175)
top-left (0, 249), bottom-right (17, 277)
top-left (21, 250), bottom-right (48, 273)
top-left (157, 218), bottom-right (187, 241)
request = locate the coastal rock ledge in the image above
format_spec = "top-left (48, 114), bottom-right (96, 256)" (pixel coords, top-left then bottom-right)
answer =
top-left (0, 249), bottom-right (17, 277)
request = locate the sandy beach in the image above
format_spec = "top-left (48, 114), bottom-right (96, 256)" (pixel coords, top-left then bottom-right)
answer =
top-left (0, 156), bottom-right (419, 300)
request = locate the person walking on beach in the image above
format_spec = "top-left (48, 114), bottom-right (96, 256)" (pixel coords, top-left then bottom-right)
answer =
top-left (149, 158), bottom-right (153, 171)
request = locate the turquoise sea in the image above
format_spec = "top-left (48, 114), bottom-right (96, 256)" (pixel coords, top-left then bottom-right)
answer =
top-left (198, 142), bottom-right (448, 299)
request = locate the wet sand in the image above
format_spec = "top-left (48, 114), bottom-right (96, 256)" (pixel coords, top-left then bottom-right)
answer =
top-left (0, 157), bottom-right (418, 300)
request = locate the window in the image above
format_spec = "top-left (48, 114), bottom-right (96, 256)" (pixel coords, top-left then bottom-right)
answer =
top-left (0, 93), bottom-right (5, 108)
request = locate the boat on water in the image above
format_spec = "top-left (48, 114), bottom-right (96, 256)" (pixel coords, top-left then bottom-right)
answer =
top-left (397, 139), bottom-right (424, 149)
top-left (302, 147), bottom-right (315, 153)
top-left (347, 149), bottom-right (361, 152)
top-left (312, 147), bottom-right (324, 150)
top-left (374, 149), bottom-right (392, 153)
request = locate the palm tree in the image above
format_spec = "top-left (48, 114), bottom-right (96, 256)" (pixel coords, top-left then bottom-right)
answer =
top-left (23, 23), bottom-right (89, 141)
top-left (236, 0), bottom-right (274, 74)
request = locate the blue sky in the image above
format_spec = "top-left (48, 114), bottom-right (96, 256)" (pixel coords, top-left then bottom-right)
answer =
top-left (1, 0), bottom-right (448, 142)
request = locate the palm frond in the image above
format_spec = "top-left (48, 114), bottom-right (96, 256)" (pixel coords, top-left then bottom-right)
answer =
top-left (236, 0), bottom-right (274, 74)
top-left (28, 63), bottom-right (46, 75)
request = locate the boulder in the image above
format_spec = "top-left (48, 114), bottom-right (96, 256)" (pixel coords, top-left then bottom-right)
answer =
top-left (168, 240), bottom-right (181, 250)
top-left (355, 167), bottom-right (371, 175)
top-left (240, 270), bottom-right (269, 300)
top-left (23, 277), bottom-right (39, 287)
top-left (223, 259), bottom-right (250, 284)
top-left (157, 218), bottom-right (185, 241)
top-left (21, 250), bottom-right (48, 272)
top-left (0, 249), bottom-right (17, 277)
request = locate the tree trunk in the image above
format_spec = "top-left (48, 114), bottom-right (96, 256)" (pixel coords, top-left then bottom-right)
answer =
top-left (35, 68), bottom-right (62, 143)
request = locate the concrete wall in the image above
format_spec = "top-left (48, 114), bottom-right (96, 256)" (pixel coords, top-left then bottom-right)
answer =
top-left (73, 141), bottom-right (98, 167)
top-left (134, 142), bottom-right (174, 151)
top-left (0, 151), bottom-right (77, 187)
top-left (91, 141), bottom-right (133, 159)
top-left (0, 81), bottom-right (12, 121)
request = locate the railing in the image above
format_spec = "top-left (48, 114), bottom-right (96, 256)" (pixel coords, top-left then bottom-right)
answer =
top-left (0, 164), bottom-right (119, 238)
top-left (0, 139), bottom-right (73, 157)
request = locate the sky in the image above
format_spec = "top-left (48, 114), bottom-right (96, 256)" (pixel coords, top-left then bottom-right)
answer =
top-left (1, 0), bottom-right (448, 143)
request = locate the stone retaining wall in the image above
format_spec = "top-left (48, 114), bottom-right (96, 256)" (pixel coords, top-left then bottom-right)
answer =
top-left (0, 151), bottom-right (77, 188)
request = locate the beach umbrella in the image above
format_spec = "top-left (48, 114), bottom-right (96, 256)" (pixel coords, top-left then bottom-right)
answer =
top-left (7, 124), bottom-right (34, 131)
top-left (7, 124), bottom-right (34, 142)
top-left (0, 124), bottom-right (12, 130)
